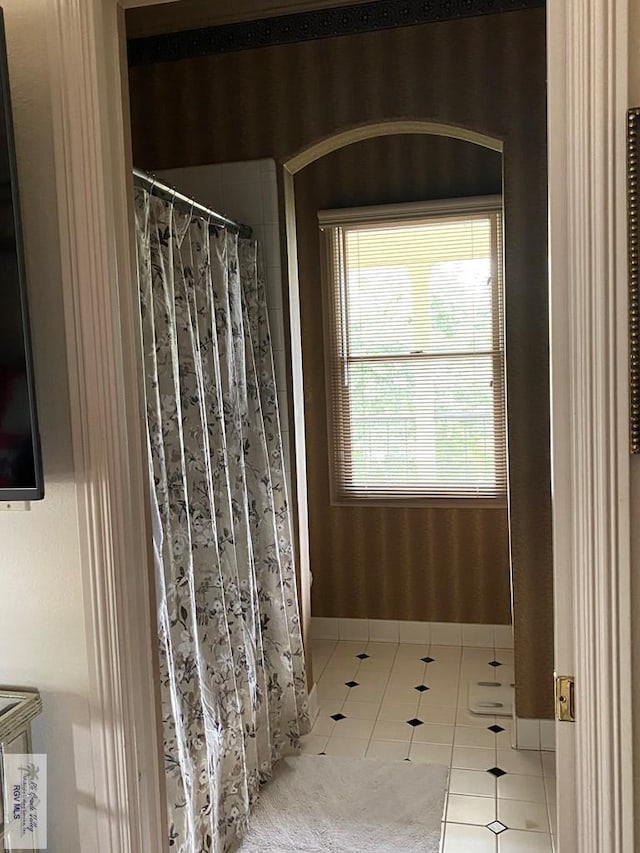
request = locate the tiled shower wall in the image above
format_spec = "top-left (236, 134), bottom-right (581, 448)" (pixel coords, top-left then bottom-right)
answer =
top-left (157, 160), bottom-right (291, 487)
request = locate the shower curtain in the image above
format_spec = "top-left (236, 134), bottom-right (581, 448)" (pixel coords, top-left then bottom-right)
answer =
top-left (134, 188), bottom-right (309, 853)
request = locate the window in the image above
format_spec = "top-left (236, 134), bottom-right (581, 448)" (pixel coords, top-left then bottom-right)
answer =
top-left (319, 197), bottom-right (506, 504)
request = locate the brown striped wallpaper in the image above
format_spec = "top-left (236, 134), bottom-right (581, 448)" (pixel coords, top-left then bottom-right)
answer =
top-left (295, 135), bottom-right (511, 625)
top-left (128, 6), bottom-right (554, 718)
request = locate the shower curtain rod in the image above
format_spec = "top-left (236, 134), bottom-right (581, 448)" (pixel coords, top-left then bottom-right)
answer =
top-left (133, 167), bottom-right (252, 238)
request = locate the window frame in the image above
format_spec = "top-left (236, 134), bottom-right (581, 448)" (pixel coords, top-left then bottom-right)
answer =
top-left (318, 195), bottom-right (508, 508)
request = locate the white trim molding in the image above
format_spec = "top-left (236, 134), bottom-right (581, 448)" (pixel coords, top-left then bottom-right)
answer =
top-left (46, 1), bottom-right (165, 852)
top-left (548, 0), bottom-right (633, 851)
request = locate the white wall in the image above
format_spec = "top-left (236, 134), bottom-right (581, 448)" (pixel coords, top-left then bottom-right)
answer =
top-left (0, 3), bottom-right (96, 850)
top-left (157, 160), bottom-right (292, 486)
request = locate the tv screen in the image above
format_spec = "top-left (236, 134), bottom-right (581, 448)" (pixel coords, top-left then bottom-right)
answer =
top-left (0, 8), bottom-right (43, 501)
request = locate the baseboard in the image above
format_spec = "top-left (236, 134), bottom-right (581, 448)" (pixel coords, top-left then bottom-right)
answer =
top-left (513, 716), bottom-right (556, 752)
top-left (311, 616), bottom-right (513, 649)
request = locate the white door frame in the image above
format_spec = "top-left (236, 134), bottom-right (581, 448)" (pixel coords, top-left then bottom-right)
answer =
top-left (44, 0), bottom-right (633, 851)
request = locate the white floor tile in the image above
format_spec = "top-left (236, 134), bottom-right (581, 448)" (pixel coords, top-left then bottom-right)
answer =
top-left (412, 723), bottom-right (455, 744)
top-left (409, 742), bottom-right (453, 765)
top-left (309, 715), bottom-right (336, 737)
top-left (355, 669), bottom-right (393, 687)
top-left (300, 734), bottom-right (328, 754)
top-left (395, 642), bottom-right (430, 658)
top-left (497, 774), bottom-right (546, 803)
top-left (331, 640), bottom-right (368, 657)
top-left (312, 660), bottom-right (330, 682)
top-left (371, 719), bottom-right (413, 742)
top-left (347, 683), bottom-right (386, 703)
top-left (418, 705), bottom-right (457, 725)
top-left (443, 823), bottom-right (497, 852)
top-left (497, 798), bottom-right (550, 833)
top-left (495, 726), bottom-right (515, 750)
top-left (447, 793), bottom-right (496, 825)
top-left (359, 657), bottom-right (394, 672)
top-left (321, 661), bottom-right (360, 679)
top-left (498, 665), bottom-right (515, 686)
top-left (330, 717), bottom-right (375, 739)
top-left (377, 701), bottom-right (419, 721)
top-left (456, 709), bottom-right (497, 728)
top-left (498, 831), bottom-right (553, 852)
top-left (316, 680), bottom-right (349, 701)
top-left (497, 749), bottom-right (543, 777)
top-left (454, 725), bottom-right (496, 749)
top-left (341, 699), bottom-right (380, 719)
top-left (449, 769), bottom-right (496, 798)
top-left (365, 641), bottom-right (398, 658)
top-left (311, 638), bottom-right (338, 655)
top-left (452, 746), bottom-right (496, 771)
top-left (309, 638), bottom-right (555, 849)
top-left (323, 736), bottom-right (368, 758)
top-left (424, 683), bottom-right (459, 706)
top-left (365, 739), bottom-right (411, 761)
top-left (429, 644), bottom-right (463, 660)
top-left (317, 701), bottom-right (343, 717)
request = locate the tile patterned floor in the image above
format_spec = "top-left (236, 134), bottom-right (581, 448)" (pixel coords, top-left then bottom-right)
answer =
top-left (304, 639), bottom-right (557, 852)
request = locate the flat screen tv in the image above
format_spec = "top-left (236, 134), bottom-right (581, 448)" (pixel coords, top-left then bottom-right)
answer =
top-left (0, 8), bottom-right (43, 501)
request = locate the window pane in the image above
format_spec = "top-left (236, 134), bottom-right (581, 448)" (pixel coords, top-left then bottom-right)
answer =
top-left (345, 217), bottom-right (494, 358)
top-left (346, 355), bottom-right (498, 493)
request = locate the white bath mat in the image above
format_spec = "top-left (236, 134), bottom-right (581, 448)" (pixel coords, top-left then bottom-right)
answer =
top-left (468, 679), bottom-right (515, 717)
top-left (235, 754), bottom-right (448, 852)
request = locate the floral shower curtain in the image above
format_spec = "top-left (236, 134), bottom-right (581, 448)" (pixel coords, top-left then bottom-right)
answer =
top-left (134, 188), bottom-right (309, 853)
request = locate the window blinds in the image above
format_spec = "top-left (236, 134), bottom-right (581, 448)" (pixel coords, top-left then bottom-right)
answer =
top-left (319, 198), bottom-right (506, 503)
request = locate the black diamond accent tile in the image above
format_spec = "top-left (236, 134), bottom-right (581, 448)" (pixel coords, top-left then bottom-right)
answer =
top-left (486, 820), bottom-right (508, 835)
top-left (330, 713), bottom-right (346, 721)
top-left (421, 656), bottom-right (434, 663)
top-left (487, 766), bottom-right (507, 778)
top-left (414, 684), bottom-right (430, 693)
top-left (406, 718), bottom-right (424, 727)
top-left (356, 653), bottom-right (370, 660)
top-left (318, 751), bottom-right (326, 755)
top-left (403, 757), bottom-right (411, 761)
top-left (489, 660), bottom-right (503, 667)
top-left (488, 724), bottom-right (505, 734)
top-left (344, 680), bottom-right (359, 688)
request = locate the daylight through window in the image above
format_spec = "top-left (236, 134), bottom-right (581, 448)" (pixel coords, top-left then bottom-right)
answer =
top-left (319, 198), bottom-right (506, 503)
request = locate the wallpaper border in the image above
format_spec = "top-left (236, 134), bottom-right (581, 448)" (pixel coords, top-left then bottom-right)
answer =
top-left (127, 0), bottom-right (546, 66)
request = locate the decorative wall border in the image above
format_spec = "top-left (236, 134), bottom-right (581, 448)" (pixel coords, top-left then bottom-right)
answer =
top-left (127, 0), bottom-right (546, 66)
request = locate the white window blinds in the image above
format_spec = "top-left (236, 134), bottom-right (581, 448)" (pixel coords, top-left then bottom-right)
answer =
top-left (319, 197), bottom-right (506, 503)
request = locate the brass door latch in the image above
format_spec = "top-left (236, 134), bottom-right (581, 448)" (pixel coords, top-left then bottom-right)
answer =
top-left (555, 674), bottom-right (575, 722)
